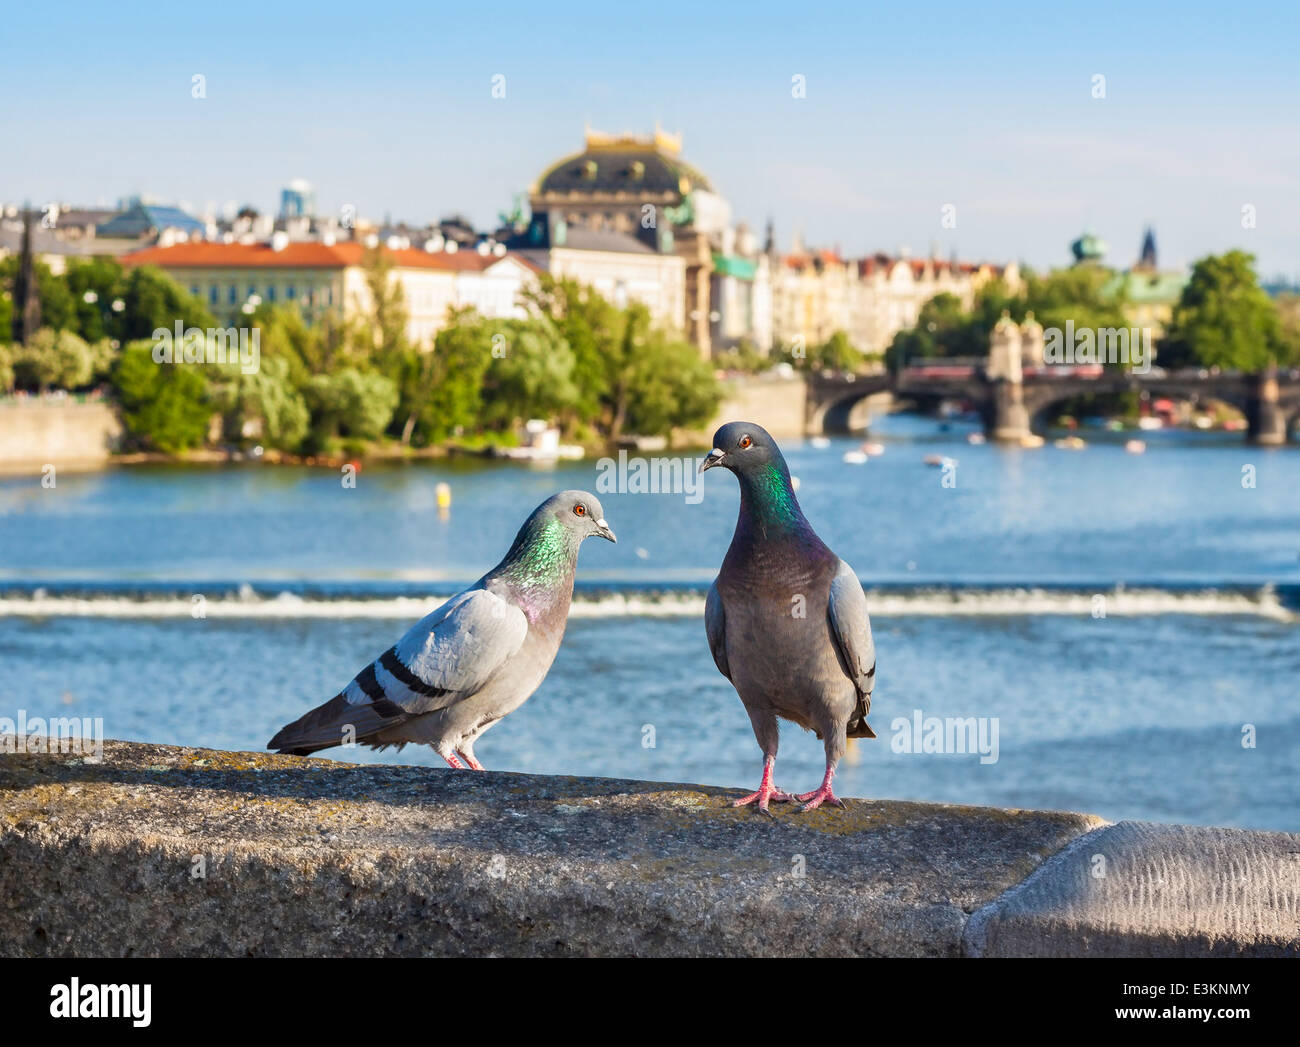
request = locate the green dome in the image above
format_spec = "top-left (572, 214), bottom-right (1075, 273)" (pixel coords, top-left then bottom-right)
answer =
top-left (1071, 232), bottom-right (1107, 263)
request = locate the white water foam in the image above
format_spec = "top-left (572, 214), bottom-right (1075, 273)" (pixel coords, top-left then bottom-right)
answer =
top-left (0, 585), bottom-right (1290, 621)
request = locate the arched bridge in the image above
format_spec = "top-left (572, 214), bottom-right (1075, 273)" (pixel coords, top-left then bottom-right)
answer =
top-left (806, 366), bottom-right (1300, 444)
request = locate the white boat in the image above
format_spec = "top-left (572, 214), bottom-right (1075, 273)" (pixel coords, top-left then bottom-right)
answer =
top-left (842, 451), bottom-right (868, 465)
top-left (1125, 439), bottom-right (1147, 454)
top-left (497, 420), bottom-right (585, 461)
top-left (810, 437), bottom-right (831, 449)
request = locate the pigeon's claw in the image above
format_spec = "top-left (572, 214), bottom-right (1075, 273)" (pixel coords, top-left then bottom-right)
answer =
top-left (796, 786), bottom-right (846, 812)
top-left (732, 757), bottom-right (795, 812)
top-left (457, 751), bottom-right (485, 771)
top-left (732, 785), bottom-right (796, 812)
top-left (795, 765), bottom-right (846, 812)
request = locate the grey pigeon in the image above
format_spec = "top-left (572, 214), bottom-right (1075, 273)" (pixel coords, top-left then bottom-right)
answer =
top-left (268, 490), bottom-right (615, 768)
top-left (700, 422), bottom-right (876, 812)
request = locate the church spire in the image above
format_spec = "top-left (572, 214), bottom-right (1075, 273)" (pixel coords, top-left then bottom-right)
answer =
top-left (1138, 227), bottom-right (1157, 270)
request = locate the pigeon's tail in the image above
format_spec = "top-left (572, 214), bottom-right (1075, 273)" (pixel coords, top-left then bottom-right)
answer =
top-left (268, 693), bottom-right (405, 756)
top-left (846, 692), bottom-right (875, 739)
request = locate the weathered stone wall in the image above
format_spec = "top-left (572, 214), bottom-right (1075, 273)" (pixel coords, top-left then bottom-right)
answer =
top-left (1, 740), bottom-right (1296, 957)
top-left (684, 373), bottom-right (807, 442)
top-left (0, 400), bottom-right (122, 472)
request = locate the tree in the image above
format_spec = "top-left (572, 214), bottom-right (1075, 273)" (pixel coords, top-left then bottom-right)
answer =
top-left (0, 280), bottom-right (11, 346)
top-left (62, 257), bottom-right (125, 342)
top-left (1024, 265), bottom-right (1128, 338)
top-left (359, 248), bottom-right (413, 365)
top-left (303, 368), bottom-right (398, 449)
top-left (401, 310), bottom-right (496, 443)
top-left (886, 294), bottom-right (986, 370)
top-left (246, 304), bottom-right (333, 384)
top-left (11, 329), bottom-right (95, 391)
top-left (1274, 293), bottom-right (1300, 366)
top-left (116, 265), bottom-right (215, 342)
top-left (623, 329), bottom-right (720, 438)
top-left (520, 275), bottom-right (624, 424)
top-left (1163, 251), bottom-right (1287, 371)
top-left (479, 317), bottom-right (579, 430)
top-left (111, 342), bottom-right (213, 453)
top-left (209, 356), bottom-right (310, 451)
top-left (0, 255), bottom-right (73, 337)
top-left (712, 339), bottom-right (768, 374)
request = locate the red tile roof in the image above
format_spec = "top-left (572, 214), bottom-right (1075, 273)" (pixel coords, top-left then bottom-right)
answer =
top-left (120, 240), bottom-right (530, 272)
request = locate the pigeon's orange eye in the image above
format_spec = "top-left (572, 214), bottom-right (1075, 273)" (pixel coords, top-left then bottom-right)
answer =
top-left (573, 504), bottom-right (586, 517)
top-left (739, 435), bottom-right (752, 449)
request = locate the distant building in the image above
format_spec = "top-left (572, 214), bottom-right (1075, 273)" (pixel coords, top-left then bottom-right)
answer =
top-left (1099, 228), bottom-right (1188, 336)
top-left (711, 222), bottom-right (773, 354)
top-left (279, 179), bottom-right (316, 219)
top-left (528, 126), bottom-right (751, 355)
top-left (0, 204), bottom-right (140, 274)
top-left (97, 200), bottom-right (206, 243)
top-left (771, 242), bottom-right (1020, 357)
top-left (1070, 231), bottom-right (1108, 266)
top-left (120, 240), bottom-right (538, 345)
top-left (512, 221), bottom-right (686, 335)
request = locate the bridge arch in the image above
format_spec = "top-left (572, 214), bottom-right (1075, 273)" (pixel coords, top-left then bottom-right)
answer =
top-left (805, 374), bottom-right (894, 434)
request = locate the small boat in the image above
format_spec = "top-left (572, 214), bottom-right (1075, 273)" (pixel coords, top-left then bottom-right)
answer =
top-left (842, 451), bottom-right (869, 465)
top-left (1124, 439), bottom-right (1147, 454)
top-left (497, 420), bottom-right (585, 461)
top-left (1137, 417), bottom-right (1163, 431)
top-left (862, 442), bottom-right (885, 457)
top-left (1019, 434), bottom-right (1045, 449)
top-left (1054, 436), bottom-right (1087, 450)
top-left (966, 433), bottom-right (986, 445)
top-left (923, 454), bottom-right (956, 468)
top-left (810, 437), bottom-right (831, 449)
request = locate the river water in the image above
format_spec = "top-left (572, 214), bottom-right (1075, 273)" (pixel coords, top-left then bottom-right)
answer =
top-left (1, 415), bottom-right (1296, 830)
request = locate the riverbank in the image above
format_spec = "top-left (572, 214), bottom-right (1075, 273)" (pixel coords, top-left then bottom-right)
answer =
top-left (2, 739), bottom-right (1296, 957)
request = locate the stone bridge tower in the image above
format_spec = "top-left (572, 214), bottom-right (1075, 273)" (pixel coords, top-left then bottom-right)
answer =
top-left (986, 311), bottom-right (1031, 441)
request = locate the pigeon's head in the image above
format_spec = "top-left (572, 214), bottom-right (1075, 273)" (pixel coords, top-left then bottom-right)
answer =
top-left (699, 421), bottom-right (784, 478)
top-left (544, 489), bottom-right (616, 544)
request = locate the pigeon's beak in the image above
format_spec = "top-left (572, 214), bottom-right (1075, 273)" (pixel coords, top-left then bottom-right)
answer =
top-left (699, 448), bottom-right (726, 473)
top-left (595, 518), bottom-right (617, 543)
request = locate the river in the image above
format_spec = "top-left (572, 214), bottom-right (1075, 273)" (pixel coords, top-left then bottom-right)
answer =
top-left (1, 415), bottom-right (1296, 830)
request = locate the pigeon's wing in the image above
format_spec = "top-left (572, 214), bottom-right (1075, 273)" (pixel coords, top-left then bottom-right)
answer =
top-left (704, 580), bottom-right (731, 681)
top-left (386, 588), bottom-right (530, 714)
top-left (269, 588), bottom-right (528, 754)
top-left (827, 560), bottom-right (876, 730)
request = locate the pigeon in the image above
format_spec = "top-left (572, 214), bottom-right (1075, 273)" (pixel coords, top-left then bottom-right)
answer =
top-left (700, 422), bottom-right (876, 812)
top-left (268, 490), bottom-right (615, 768)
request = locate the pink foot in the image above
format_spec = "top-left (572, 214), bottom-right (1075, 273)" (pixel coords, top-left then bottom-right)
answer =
top-left (795, 783), bottom-right (846, 811)
top-left (733, 783), bottom-right (796, 812)
top-left (732, 758), bottom-right (795, 813)
top-left (457, 752), bottom-right (485, 771)
top-left (796, 764), bottom-right (847, 811)
top-left (442, 753), bottom-right (465, 769)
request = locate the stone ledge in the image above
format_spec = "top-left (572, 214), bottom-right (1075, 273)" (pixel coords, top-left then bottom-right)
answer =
top-left (1, 739), bottom-right (1294, 957)
top-left (964, 821), bottom-right (1300, 957)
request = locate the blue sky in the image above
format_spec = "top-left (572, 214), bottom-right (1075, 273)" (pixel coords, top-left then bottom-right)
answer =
top-left (6, 1), bottom-right (1298, 277)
